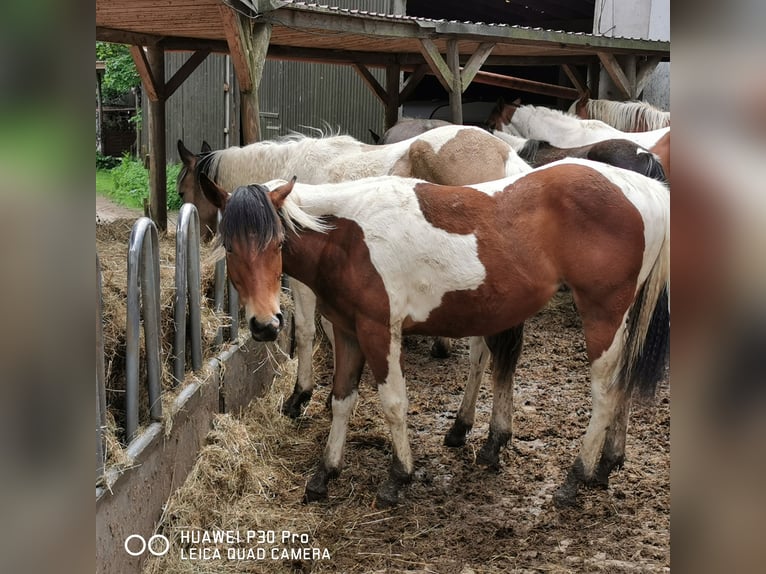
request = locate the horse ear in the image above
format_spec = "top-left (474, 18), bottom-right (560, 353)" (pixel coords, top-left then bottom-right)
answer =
top-left (199, 173), bottom-right (228, 211)
top-left (269, 176), bottom-right (296, 210)
top-left (178, 139), bottom-right (195, 165)
top-left (368, 129), bottom-right (380, 144)
top-left (512, 97), bottom-right (522, 106)
top-left (201, 140), bottom-right (212, 153)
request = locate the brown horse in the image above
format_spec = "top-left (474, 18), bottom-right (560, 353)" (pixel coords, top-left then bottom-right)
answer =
top-left (492, 130), bottom-right (667, 182)
top-left (199, 158), bottom-right (669, 508)
top-left (177, 126), bottom-right (532, 418)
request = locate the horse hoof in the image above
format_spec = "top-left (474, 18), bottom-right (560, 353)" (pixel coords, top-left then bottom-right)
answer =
top-left (553, 485), bottom-right (579, 508)
top-left (444, 419), bottom-right (471, 448)
top-left (475, 448), bottom-right (500, 469)
top-left (303, 485), bottom-right (327, 503)
top-left (282, 390), bottom-right (312, 419)
top-left (429, 339), bottom-right (451, 359)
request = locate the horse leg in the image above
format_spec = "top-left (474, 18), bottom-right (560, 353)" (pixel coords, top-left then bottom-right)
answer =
top-left (283, 279), bottom-right (317, 418)
top-left (591, 393), bottom-right (630, 488)
top-left (444, 336), bottom-right (490, 447)
top-left (319, 315), bottom-right (336, 410)
top-left (554, 316), bottom-right (628, 507)
top-left (476, 325), bottom-right (525, 468)
top-left (430, 336), bottom-right (452, 358)
top-left (352, 322), bottom-right (413, 507)
top-left (304, 326), bottom-right (365, 502)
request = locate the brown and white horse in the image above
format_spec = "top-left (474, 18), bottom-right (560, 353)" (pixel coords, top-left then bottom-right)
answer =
top-left (177, 126), bottom-right (532, 418)
top-left (491, 130), bottom-right (667, 182)
top-left (488, 99), bottom-right (670, 149)
top-left (199, 159), bottom-right (670, 508)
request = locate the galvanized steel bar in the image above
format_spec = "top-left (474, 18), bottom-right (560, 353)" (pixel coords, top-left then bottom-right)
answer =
top-left (228, 279), bottom-right (239, 340)
top-left (96, 254), bottom-right (107, 478)
top-left (125, 217), bottom-right (162, 442)
top-left (173, 204), bottom-right (203, 383)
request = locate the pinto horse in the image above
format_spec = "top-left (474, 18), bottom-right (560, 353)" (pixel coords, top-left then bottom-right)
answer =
top-left (488, 99), bottom-right (669, 149)
top-left (199, 159), bottom-right (670, 508)
top-left (569, 94), bottom-right (670, 132)
top-left (177, 125), bottom-right (532, 418)
top-left (492, 130), bottom-right (667, 182)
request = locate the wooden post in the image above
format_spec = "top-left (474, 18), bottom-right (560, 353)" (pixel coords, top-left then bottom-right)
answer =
top-left (146, 46), bottom-right (167, 232)
top-left (385, 63), bottom-right (401, 130)
top-left (220, 6), bottom-right (271, 144)
top-left (446, 39), bottom-right (462, 125)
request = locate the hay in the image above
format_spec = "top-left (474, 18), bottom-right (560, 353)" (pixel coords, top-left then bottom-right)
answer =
top-left (97, 218), bottom-right (227, 466)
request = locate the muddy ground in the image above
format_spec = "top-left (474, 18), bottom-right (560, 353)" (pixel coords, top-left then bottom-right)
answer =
top-left (142, 289), bottom-right (670, 574)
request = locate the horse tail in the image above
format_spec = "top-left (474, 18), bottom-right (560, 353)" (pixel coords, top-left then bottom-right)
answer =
top-left (617, 210), bottom-right (670, 401)
top-left (517, 139), bottom-right (542, 164)
top-left (484, 324), bottom-right (525, 383)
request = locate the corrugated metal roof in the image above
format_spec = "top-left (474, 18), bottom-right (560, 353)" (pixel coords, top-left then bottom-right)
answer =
top-left (97, 0), bottom-right (669, 61)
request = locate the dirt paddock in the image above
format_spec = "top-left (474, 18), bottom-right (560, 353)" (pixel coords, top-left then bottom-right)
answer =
top-left (141, 289), bottom-right (669, 574)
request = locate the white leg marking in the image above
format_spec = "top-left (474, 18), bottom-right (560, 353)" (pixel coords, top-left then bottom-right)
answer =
top-left (579, 325), bottom-right (625, 477)
top-left (324, 391), bottom-right (358, 470)
top-left (456, 336), bottom-right (490, 425)
top-left (378, 336), bottom-right (412, 475)
top-left (290, 278), bottom-right (316, 393)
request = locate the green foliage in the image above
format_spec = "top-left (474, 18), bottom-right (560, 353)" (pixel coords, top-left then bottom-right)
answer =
top-left (108, 154), bottom-right (182, 211)
top-left (96, 170), bottom-right (115, 195)
top-left (96, 151), bottom-right (119, 170)
top-left (96, 42), bottom-right (140, 102)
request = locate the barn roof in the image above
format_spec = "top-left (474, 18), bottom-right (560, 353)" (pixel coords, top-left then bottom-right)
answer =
top-left (96, 0), bottom-right (670, 66)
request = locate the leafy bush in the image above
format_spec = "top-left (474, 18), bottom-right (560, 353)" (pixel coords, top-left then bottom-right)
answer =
top-left (108, 153), bottom-right (183, 211)
top-left (96, 151), bottom-right (120, 170)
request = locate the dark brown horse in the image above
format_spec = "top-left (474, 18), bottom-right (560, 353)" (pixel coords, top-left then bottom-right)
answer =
top-left (199, 158), bottom-right (669, 509)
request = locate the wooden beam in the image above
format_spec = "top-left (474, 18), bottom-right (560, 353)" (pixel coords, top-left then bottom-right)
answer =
top-left (164, 50), bottom-right (210, 100)
top-left (399, 64), bottom-right (428, 103)
top-left (446, 39), bottom-right (462, 124)
top-left (353, 63), bottom-right (387, 104)
top-left (418, 39), bottom-right (453, 92)
top-left (460, 42), bottom-right (494, 92)
top-left (463, 70), bottom-right (580, 100)
top-left (97, 27), bottom-right (162, 47)
top-left (597, 52), bottom-right (632, 99)
top-left (146, 46), bottom-right (167, 232)
top-left (220, 5), bottom-right (252, 92)
top-left (561, 64), bottom-right (587, 94)
top-left (635, 56), bottom-right (662, 96)
top-left (129, 45), bottom-right (161, 102)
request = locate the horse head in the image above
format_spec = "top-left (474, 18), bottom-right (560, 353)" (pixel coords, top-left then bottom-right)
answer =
top-left (486, 97), bottom-right (521, 131)
top-left (199, 173), bottom-right (296, 342)
top-left (177, 139), bottom-right (219, 242)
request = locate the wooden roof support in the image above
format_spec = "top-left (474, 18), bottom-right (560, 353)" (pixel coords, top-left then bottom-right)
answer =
top-left (164, 50), bottom-right (211, 100)
top-left (130, 45), bottom-right (161, 101)
top-left (353, 63), bottom-right (387, 104)
top-left (460, 42), bottom-right (495, 92)
top-left (597, 51), bottom-right (633, 99)
top-left (385, 64), bottom-right (401, 129)
top-left (561, 64), bottom-right (587, 95)
top-left (635, 56), bottom-right (662, 96)
top-left (220, 5), bottom-right (271, 143)
top-left (419, 39), bottom-right (454, 92)
top-left (398, 64), bottom-right (428, 103)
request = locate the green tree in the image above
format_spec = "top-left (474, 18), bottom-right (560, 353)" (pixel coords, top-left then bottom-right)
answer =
top-left (96, 42), bottom-right (140, 102)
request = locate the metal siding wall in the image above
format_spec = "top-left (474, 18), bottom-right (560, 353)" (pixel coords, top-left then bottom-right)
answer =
top-left (260, 60), bottom-right (385, 143)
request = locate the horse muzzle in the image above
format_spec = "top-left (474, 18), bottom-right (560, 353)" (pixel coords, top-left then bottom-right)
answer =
top-left (249, 313), bottom-right (284, 342)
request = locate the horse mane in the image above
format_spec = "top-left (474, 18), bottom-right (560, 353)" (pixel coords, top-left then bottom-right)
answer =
top-left (218, 182), bottom-right (332, 254)
top-left (582, 99), bottom-right (670, 131)
top-left (195, 131), bottom-right (363, 189)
